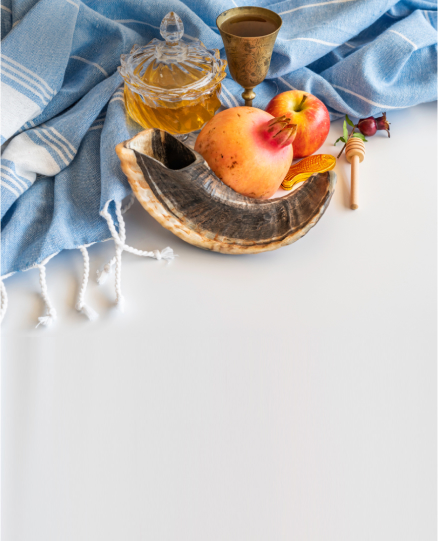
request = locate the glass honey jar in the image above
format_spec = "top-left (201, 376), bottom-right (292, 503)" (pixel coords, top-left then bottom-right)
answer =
top-left (118, 12), bottom-right (227, 135)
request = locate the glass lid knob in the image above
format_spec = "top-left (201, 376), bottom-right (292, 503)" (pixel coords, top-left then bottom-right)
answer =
top-left (160, 12), bottom-right (184, 44)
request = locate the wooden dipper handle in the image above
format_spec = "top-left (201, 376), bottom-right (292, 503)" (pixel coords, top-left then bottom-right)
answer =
top-left (345, 138), bottom-right (365, 210)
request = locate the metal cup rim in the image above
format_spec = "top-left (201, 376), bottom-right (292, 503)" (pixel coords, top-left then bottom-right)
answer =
top-left (216, 6), bottom-right (282, 39)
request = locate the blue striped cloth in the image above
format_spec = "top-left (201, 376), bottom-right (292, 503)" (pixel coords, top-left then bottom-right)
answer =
top-left (1, 0), bottom-right (437, 277)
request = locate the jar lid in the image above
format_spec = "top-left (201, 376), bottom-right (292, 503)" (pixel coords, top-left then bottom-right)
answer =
top-left (118, 12), bottom-right (227, 106)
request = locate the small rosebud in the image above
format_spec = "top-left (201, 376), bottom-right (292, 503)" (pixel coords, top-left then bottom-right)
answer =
top-left (357, 116), bottom-right (377, 137)
top-left (376, 112), bottom-right (390, 137)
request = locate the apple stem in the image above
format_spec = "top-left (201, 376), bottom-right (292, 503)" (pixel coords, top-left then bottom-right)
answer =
top-left (294, 94), bottom-right (307, 112)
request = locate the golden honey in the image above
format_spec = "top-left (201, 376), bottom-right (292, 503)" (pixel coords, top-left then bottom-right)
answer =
top-left (124, 85), bottom-right (222, 135)
top-left (119, 12), bottom-right (227, 136)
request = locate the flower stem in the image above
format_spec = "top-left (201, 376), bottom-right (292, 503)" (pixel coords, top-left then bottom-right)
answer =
top-left (337, 126), bottom-right (357, 158)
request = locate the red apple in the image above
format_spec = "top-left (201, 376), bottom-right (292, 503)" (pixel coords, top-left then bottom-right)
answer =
top-left (265, 90), bottom-right (330, 159)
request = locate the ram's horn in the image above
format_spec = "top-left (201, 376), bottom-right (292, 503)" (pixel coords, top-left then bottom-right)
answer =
top-left (116, 129), bottom-right (336, 255)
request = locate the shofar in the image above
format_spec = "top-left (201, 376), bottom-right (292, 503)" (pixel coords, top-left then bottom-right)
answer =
top-left (116, 129), bottom-right (337, 255)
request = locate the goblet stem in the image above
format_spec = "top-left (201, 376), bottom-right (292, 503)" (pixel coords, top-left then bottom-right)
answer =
top-left (242, 88), bottom-right (256, 107)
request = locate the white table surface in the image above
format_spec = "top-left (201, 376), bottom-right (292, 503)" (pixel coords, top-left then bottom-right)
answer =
top-left (2, 102), bottom-right (437, 540)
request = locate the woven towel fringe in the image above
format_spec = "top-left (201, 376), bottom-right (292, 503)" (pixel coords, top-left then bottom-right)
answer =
top-left (0, 280), bottom-right (8, 324)
top-left (76, 245), bottom-right (98, 321)
top-left (100, 200), bottom-right (176, 311)
top-left (36, 263), bottom-right (57, 328)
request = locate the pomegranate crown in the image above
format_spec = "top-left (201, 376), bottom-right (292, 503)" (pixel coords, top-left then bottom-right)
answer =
top-left (267, 115), bottom-right (298, 147)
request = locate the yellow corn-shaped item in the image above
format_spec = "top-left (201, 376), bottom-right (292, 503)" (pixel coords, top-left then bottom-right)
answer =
top-left (282, 154), bottom-right (336, 190)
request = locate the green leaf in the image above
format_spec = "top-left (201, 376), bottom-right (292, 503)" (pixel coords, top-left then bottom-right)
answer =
top-left (343, 120), bottom-right (349, 141)
top-left (334, 136), bottom-right (346, 145)
top-left (345, 114), bottom-right (355, 127)
top-left (352, 133), bottom-right (368, 142)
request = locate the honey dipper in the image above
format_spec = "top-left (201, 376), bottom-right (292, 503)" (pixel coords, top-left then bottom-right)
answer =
top-left (345, 137), bottom-right (365, 210)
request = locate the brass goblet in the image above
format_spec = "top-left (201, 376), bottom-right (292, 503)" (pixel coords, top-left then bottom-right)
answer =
top-left (217, 7), bottom-right (282, 107)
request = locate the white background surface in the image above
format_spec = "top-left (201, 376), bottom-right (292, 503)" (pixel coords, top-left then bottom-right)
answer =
top-left (2, 102), bottom-right (437, 540)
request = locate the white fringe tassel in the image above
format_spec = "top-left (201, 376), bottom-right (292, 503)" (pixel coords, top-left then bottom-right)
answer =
top-left (0, 280), bottom-right (8, 324)
top-left (114, 202), bottom-right (127, 311)
top-left (100, 201), bottom-right (176, 311)
top-left (76, 245), bottom-right (98, 321)
top-left (36, 264), bottom-right (57, 328)
top-left (96, 256), bottom-right (116, 285)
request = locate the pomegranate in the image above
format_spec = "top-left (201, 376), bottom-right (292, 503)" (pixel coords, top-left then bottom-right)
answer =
top-left (376, 112), bottom-right (390, 137)
top-left (357, 112), bottom-right (390, 138)
top-left (357, 116), bottom-right (377, 137)
top-left (194, 106), bottom-right (297, 199)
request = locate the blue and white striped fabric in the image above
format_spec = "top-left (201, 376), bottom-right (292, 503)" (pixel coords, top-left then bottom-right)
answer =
top-left (1, 0), bottom-right (437, 277)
